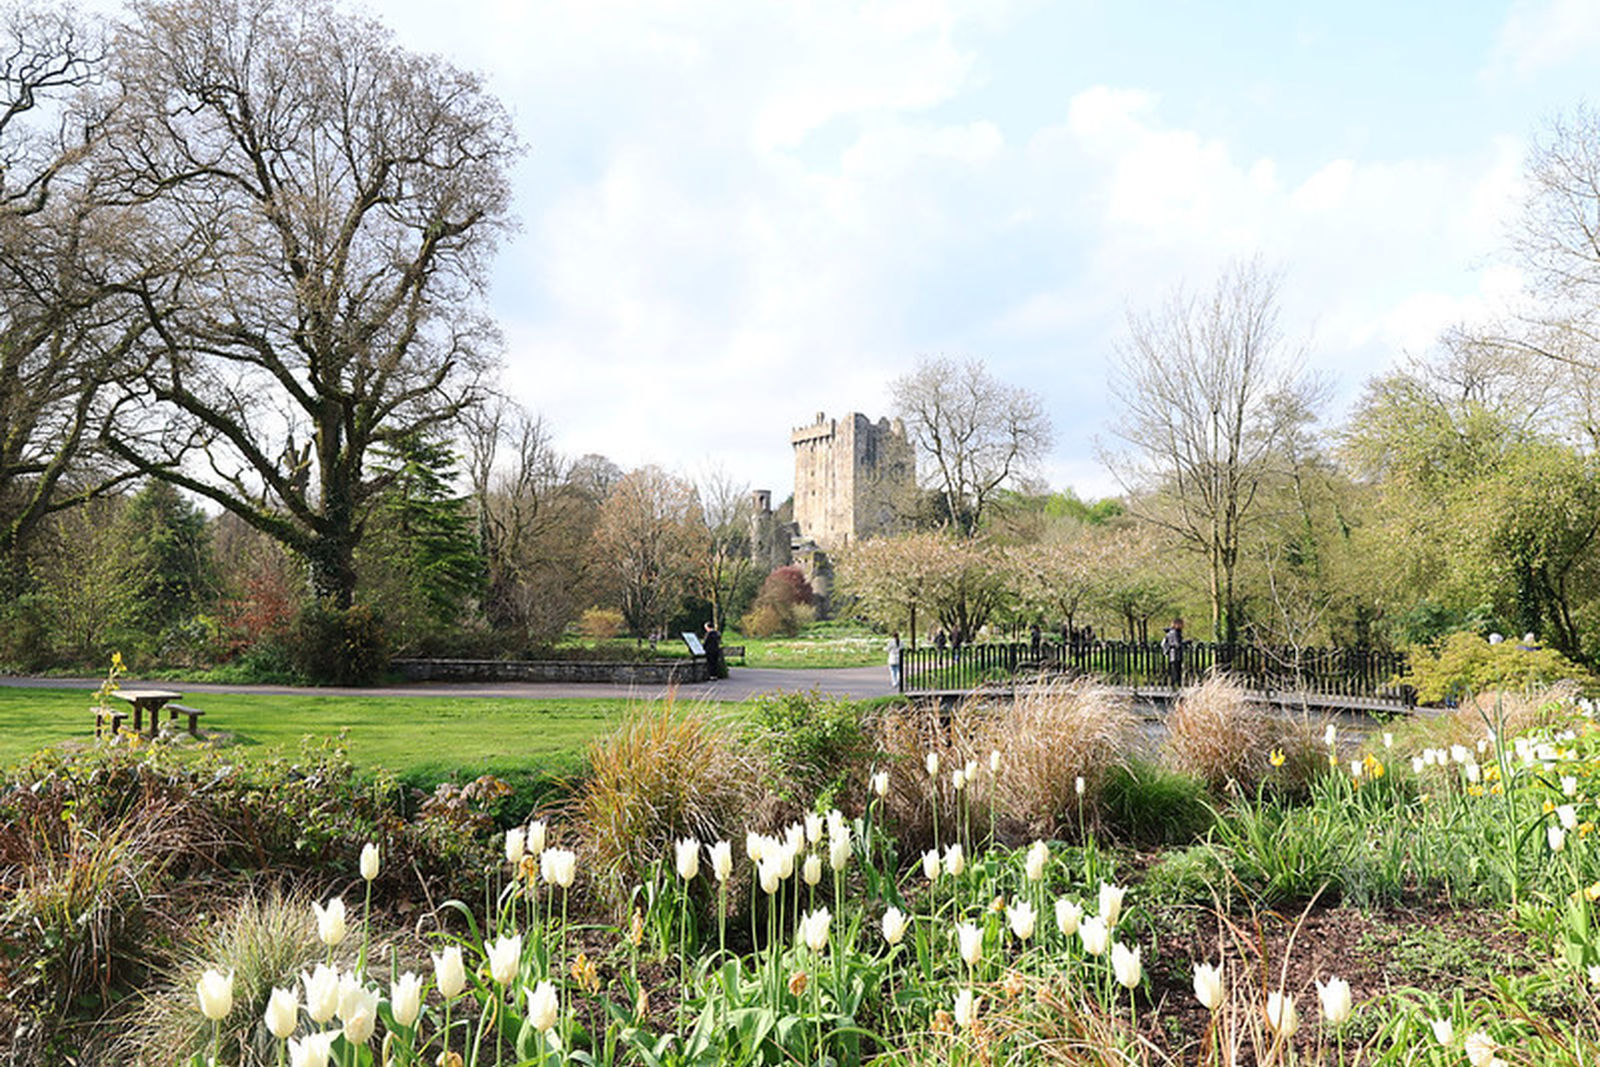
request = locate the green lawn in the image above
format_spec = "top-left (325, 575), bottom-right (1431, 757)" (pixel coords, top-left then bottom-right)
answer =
top-left (557, 623), bottom-right (885, 668)
top-left (0, 687), bottom-right (744, 785)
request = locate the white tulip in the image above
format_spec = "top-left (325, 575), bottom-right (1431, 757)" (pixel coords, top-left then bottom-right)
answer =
top-left (196, 968), bottom-right (234, 1021)
top-left (745, 831), bottom-right (765, 863)
top-left (922, 849), bottom-right (941, 881)
top-left (431, 946), bottom-right (466, 999)
top-left (360, 842), bottom-right (380, 882)
top-left (943, 843), bottom-right (965, 878)
top-left (288, 1031), bottom-right (338, 1067)
top-left (302, 963), bottom-right (341, 1023)
top-left (710, 840), bottom-right (733, 883)
top-left (800, 907), bottom-right (832, 953)
top-left (1006, 901), bottom-right (1036, 941)
top-left (1266, 992), bottom-right (1298, 1037)
top-left (1024, 840), bottom-right (1048, 882)
top-left (1464, 1030), bottom-right (1497, 1067)
top-left (953, 988), bottom-right (976, 1028)
top-left (1054, 898), bottom-right (1082, 938)
top-left (675, 837), bottom-right (701, 881)
top-left (1074, 775), bottom-right (1085, 797)
top-left (312, 897), bottom-right (347, 947)
top-left (989, 749), bottom-right (1001, 773)
top-left (390, 972), bottom-right (424, 1028)
top-left (541, 848), bottom-right (577, 888)
top-left (1430, 1017), bottom-right (1454, 1046)
top-left (803, 853), bottom-right (823, 886)
top-left (1558, 804), bottom-right (1579, 831)
top-left (338, 982), bottom-right (378, 1045)
top-left (1316, 976), bottom-right (1351, 1026)
top-left (952, 768), bottom-right (967, 791)
top-left (1193, 961), bottom-right (1223, 1011)
top-left (758, 856), bottom-right (782, 895)
top-left (1111, 942), bottom-right (1141, 989)
top-left (505, 828), bottom-right (525, 865)
top-left (805, 811), bottom-right (824, 844)
top-left (926, 752), bottom-right (940, 776)
top-left (1079, 915), bottom-right (1108, 956)
top-left (265, 985), bottom-right (298, 1039)
top-left (526, 820), bottom-right (547, 857)
top-left (828, 822), bottom-right (851, 871)
top-left (956, 921), bottom-right (983, 967)
top-left (486, 934), bottom-right (522, 986)
top-left (1098, 882), bottom-right (1126, 928)
top-left (881, 907), bottom-right (908, 946)
top-left (871, 770), bottom-right (890, 796)
top-left (1550, 825), bottom-right (1567, 853)
top-left (527, 980), bottom-right (559, 1032)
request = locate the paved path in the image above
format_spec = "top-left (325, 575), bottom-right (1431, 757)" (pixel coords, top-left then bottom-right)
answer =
top-left (0, 666), bottom-right (899, 703)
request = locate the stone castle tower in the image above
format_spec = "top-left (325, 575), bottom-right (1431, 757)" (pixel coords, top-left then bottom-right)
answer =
top-left (789, 412), bottom-right (913, 551)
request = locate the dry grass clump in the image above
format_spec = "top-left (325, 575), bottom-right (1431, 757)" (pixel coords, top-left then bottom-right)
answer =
top-left (573, 695), bottom-right (764, 916)
top-left (875, 679), bottom-right (1142, 845)
top-left (980, 680), bottom-right (1142, 837)
top-left (1165, 675), bottom-right (1318, 794)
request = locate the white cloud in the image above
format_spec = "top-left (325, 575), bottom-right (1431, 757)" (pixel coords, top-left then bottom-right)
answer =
top-left (1489, 0), bottom-right (1600, 79)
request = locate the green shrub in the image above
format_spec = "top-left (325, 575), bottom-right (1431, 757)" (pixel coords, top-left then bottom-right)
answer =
top-left (287, 600), bottom-right (388, 685)
top-left (1100, 758), bottom-right (1212, 846)
top-left (1402, 630), bottom-right (1596, 705)
top-left (744, 689), bottom-right (876, 806)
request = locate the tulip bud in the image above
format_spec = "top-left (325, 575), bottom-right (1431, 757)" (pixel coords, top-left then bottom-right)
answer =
top-left (926, 752), bottom-right (940, 776)
top-left (360, 842), bottom-right (380, 882)
top-left (196, 968), bottom-right (234, 1021)
top-left (758, 857), bottom-right (781, 895)
top-left (921, 848), bottom-right (940, 881)
top-left (989, 749), bottom-right (1001, 773)
top-left (803, 853), bottom-right (823, 886)
top-left (1074, 775), bottom-right (1085, 797)
top-left (828, 829), bottom-right (851, 872)
top-left (871, 770), bottom-right (890, 796)
top-left (525, 819), bottom-right (547, 857)
top-left (1054, 897), bottom-right (1081, 938)
top-left (952, 768), bottom-right (966, 791)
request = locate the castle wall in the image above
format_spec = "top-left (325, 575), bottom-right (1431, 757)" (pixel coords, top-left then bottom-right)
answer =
top-left (790, 411), bottom-right (911, 552)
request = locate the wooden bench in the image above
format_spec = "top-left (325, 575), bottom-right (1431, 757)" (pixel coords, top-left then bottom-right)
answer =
top-left (92, 706), bottom-right (129, 738)
top-left (164, 703), bottom-right (206, 737)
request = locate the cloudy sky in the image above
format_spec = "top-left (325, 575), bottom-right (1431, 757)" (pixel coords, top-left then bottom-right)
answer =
top-left (374, 0), bottom-right (1599, 501)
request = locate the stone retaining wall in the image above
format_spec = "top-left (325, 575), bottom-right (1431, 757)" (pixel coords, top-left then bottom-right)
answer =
top-left (391, 657), bottom-right (707, 685)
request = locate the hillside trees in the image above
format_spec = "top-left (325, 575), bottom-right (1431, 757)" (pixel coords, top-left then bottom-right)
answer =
top-left (97, 0), bottom-right (517, 610)
top-left (891, 355), bottom-right (1052, 537)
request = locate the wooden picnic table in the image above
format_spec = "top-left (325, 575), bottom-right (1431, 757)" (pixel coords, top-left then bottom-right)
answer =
top-left (112, 688), bottom-right (184, 737)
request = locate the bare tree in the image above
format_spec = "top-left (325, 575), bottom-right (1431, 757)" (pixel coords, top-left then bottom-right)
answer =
top-left (696, 466), bottom-right (752, 631)
top-left (0, 6), bottom-right (146, 575)
top-left (589, 466), bottom-right (709, 638)
top-left (1106, 259), bottom-right (1316, 645)
top-left (99, 0), bottom-right (518, 607)
top-left (890, 355), bottom-right (1052, 537)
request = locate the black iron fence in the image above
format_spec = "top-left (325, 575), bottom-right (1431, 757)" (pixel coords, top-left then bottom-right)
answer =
top-left (900, 639), bottom-right (1411, 703)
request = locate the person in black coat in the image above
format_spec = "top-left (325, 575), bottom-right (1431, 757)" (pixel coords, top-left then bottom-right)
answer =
top-left (703, 621), bottom-right (727, 679)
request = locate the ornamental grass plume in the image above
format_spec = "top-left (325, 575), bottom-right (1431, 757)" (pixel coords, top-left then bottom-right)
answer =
top-left (967, 678), bottom-right (1141, 837)
top-left (1164, 674), bottom-right (1319, 793)
top-left (573, 697), bottom-right (761, 915)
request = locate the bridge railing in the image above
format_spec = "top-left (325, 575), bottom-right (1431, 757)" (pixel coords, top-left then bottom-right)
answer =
top-left (899, 640), bottom-right (1411, 703)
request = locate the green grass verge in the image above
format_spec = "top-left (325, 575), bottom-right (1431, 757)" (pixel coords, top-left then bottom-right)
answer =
top-left (0, 688), bottom-right (745, 786)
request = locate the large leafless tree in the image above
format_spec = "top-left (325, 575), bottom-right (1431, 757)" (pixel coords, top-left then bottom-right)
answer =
top-left (1106, 259), bottom-right (1316, 645)
top-left (0, 6), bottom-right (146, 574)
top-left (890, 355), bottom-right (1051, 537)
top-left (99, 0), bottom-right (518, 607)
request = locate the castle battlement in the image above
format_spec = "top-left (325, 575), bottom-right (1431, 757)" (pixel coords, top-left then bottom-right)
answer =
top-left (790, 411), bottom-right (912, 551)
